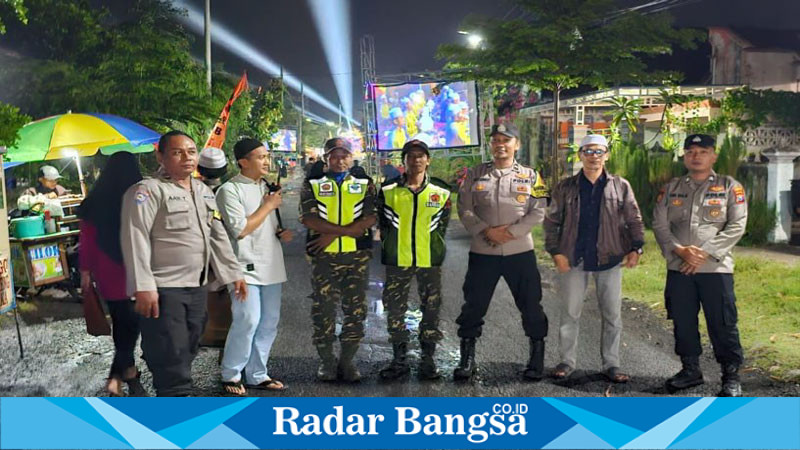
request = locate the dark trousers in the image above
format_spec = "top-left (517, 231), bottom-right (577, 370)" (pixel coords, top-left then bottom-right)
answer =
top-left (457, 251), bottom-right (548, 340)
top-left (140, 287), bottom-right (207, 397)
top-left (382, 266), bottom-right (443, 344)
top-left (106, 299), bottom-right (140, 378)
top-left (665, 271), bottom-right (744, 366)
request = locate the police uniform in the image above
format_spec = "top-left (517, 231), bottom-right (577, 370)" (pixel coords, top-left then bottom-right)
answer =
top-left (653, 153), bottom-right (748, 395)
top-left (121, 171), bottom-right (241, 396)
top-left (454, 126), bottom-right (550, 380)
top-left (377, 165), bottom-right (452, 379)
top-left (299, 144), bottom-right (377, 381)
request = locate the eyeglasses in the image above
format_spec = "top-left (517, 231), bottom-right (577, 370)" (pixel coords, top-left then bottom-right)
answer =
top-left (581, 149), bottom-right (607, 156)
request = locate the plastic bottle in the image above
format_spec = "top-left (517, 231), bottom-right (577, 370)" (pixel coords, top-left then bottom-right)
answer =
top-left (44, 210), bottom-right (56, 234)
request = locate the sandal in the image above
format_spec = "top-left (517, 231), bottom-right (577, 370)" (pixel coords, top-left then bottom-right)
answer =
top-left (122, 371), bottom-right (149, 397)
top-left (222, 380), bottom-right (247, 396)
top-left (552, 363), bottom-right (574, 380)
top-left (246, 378), bottom-right (287, 391)
top-left (604, 367), bottom-right (630, 383)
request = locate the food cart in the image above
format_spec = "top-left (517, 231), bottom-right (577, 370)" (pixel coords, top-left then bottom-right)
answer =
top-left (9, 229), bottom-right (81, 297)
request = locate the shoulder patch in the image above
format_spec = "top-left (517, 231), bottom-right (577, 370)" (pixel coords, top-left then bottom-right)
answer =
top-left (134, 187), bottom-right (150, 205)
top-left (733, 185), bottom-right (746, 204)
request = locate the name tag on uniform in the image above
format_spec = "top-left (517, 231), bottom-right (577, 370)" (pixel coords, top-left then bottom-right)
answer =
top-left (348, 183), bottom-right (363, 194)
top-left (318, 182), bottom-right (335, 197)
top-left (511, 177), bottom-right (530, 184)
top-left (426, 193), bottom-right (442, 208)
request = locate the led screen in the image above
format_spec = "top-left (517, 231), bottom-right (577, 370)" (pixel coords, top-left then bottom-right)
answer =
top-left (269, 129), bottom-right (297, 152)
top-left (374, 80), bottom-right (480, 151)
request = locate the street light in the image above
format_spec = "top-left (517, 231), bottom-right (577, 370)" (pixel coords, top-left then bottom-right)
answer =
top-left (467, 34), bottom-right (484, 49)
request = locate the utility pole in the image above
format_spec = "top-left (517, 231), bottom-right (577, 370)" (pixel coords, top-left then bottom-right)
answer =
top-left (300, 83), bottom-right (305, 160)
top-left (204, 0), bottom-right (212, 92)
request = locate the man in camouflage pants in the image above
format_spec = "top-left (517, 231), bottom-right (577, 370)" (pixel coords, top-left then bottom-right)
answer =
top-left (378, 140), bottom-right (452, 380)
top-left (299, 138), bottom-right (377, 382)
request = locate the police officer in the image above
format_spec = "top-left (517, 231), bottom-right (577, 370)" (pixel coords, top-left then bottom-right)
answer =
top-left (653, 133), bottom-right (748, 397)
top-left (299, 137), bottom-right (377, 382)
top-left (454, 123), bottom-right (549, 381)
top-left (377, 139), bottom-right (452, 380)
top-left (121, 130), bottom-right (246, 396)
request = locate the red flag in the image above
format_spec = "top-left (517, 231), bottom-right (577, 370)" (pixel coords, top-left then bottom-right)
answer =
top-left (204, 72), bottom-right (248, 150)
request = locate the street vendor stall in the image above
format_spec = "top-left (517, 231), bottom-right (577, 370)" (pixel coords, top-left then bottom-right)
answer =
top-left (9, 229), bottom-right (80, 293)
top-left (2, 112), bottom-right (159, 298)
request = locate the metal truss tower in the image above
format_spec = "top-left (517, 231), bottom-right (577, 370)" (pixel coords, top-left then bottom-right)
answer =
top-left (360, 34), bottom-right (378, 177)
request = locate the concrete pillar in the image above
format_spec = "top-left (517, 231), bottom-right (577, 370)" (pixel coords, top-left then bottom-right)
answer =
top-left (762, 147), bottom-right (800, 243)
top-left (572, 124), bottom-right (589, 175)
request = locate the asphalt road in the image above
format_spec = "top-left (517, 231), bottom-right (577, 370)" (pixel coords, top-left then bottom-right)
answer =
top-left (1, 169), bottom-right (798, 398)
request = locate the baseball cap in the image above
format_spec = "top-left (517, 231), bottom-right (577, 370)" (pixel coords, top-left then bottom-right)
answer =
top-left (489, 123), bottom-right (519, 139)
top-left (323, 137), bottom-right (353, 156)
top-left (198, 147), bottom-right (228, 169)
top-left (233, 138), bottom-right (264, 160)
top-left (580, 134), bottom-right (609, 149)
top-left (39, 165), bottom-right (61, 180)
top-left (401, 139), bottom-right (430, 159)
top-left (684, 134), bottom-right (716, 149)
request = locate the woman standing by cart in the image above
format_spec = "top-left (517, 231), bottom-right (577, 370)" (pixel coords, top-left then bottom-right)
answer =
top-left (78, 152), bottom-right (147, 396)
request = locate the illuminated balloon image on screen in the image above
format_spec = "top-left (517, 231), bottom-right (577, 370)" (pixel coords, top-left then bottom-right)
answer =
top-left (269, 129), bottom-right (297, 152)
top-left (374, 80), bottom-right (480, 151)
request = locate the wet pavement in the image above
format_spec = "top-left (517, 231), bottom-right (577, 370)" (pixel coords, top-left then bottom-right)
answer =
top-left (1, 169), bottom-right (799, 398)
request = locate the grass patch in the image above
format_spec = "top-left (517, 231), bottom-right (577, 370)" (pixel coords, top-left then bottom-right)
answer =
top-left (619, 230), bottom-right (800, 381)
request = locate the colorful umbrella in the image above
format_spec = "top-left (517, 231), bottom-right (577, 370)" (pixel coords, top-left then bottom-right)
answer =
top-left (4, 112), bottom-right (160, 163)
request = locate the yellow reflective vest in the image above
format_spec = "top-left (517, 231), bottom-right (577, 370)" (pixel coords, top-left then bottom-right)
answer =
top-left (309, 174), bottom-right (373, 253)
top-left (379, 176), bottom-right (452, 267)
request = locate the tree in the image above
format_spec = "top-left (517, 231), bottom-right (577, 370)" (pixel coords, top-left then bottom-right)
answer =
top-left (437, 0), bottom-right (703, 184)
top-left (0, 100), bottom-right (30, 147)
top-left (242, 79), bottom-right (285, 142)
top-left (0, 0), bottom-right (215, 131)
top-left (0, 0), bottom-right (26, 34)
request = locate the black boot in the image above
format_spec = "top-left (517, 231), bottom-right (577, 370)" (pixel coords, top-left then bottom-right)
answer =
top-left (338, 341), bottom-right (362, 382)
top-left (418, 341), bottom-right (441, 380)
top-left (666, 356), bottom-right (704, 393)
top-left (718, 363), bottom-right (742, 397)
top-left (315, 343), bottom-right (338, 381)
top-left (379, 342), bottom-right (411, 380)
top-left (523, 339), bottom-right (545, 381)
top-left (453, 338), bottom-right (477, 380)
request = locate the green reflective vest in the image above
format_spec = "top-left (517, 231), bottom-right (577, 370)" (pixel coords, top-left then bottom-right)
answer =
top-left (310, 175), bottom-right (371, 253)
top-left (380, 177), bottom-right (451, 267)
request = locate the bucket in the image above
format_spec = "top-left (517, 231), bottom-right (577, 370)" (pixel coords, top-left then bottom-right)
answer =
top-left (10, 216), bottom-right (45, 238)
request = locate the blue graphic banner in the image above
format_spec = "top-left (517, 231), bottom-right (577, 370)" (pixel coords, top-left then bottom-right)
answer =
top-left (1, 397), bottom-right (798, 449)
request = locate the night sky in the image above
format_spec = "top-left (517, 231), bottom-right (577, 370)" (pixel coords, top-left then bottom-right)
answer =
top-left (169, 0), bottom-right (799, 122)
top-left (13, 0), bottom-right (800, 122)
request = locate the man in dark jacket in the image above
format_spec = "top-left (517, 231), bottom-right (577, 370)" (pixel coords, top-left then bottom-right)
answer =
top-left (543, 134), bottom-right (645, 383)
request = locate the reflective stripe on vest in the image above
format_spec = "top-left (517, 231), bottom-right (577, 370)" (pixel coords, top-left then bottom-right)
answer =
top-left (310, 176), bottom-right (369, 253)
top-left (382, 182), bottom-right (450, 267)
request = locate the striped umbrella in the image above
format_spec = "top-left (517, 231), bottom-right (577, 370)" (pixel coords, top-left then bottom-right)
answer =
top-left (4, 112), bottom-right (160, 163)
